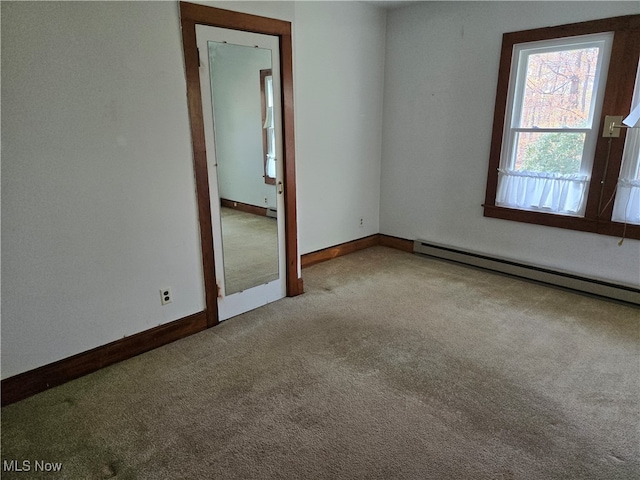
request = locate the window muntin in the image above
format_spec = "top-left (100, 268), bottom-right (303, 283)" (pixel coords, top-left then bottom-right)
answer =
top-left (497, 33), bottom-right (613, 216)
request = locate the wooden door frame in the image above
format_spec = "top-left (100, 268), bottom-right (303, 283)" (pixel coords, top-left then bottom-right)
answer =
top-left (179, 2), bottom-right (303, 328)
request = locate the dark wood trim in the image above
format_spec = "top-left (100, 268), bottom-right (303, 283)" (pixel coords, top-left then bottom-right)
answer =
top-left (301, 235), bottom-right (380, 268)
top-left (220, 198), bottom-right (269, 217)
top-left (483, 14), bottom-right (640, 241)
top-left (179, 3), bottom-right (302, 305)
top-left (180, 2), bottom-right (290, 36)
top-left (596, 220), bottom-right (640, 240)
top-left (1, 311), bottom-right (208, 407)
top-left (505, 14), bottom-right (640, 44)
top-left (483, 205), bottom-right (598, 233)
top-left (379, 234), bottom-right (414, 252)
top-left (301, 234), bottom-right (415, 268)
top-left (180, 15), bottom-right (219, 328)
top-left (484, 25), bottom-right (514, 209)
top-left (280, 29), bottom-right (302, 296)
top-left (484, 205), bottom-right (640, 239)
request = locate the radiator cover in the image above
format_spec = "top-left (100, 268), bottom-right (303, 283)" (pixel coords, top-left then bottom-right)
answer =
top-left (413, 240), bottom-right (640, 306)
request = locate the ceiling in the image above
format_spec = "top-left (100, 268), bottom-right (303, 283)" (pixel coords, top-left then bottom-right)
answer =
top-left (361, 0), bottom-right (419, 10)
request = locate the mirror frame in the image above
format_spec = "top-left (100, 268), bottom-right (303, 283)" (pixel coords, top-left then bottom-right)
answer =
top-left (180, 2), bottom-right (303, 327)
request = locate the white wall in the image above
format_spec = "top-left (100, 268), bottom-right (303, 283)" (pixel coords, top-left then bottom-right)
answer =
top-left (294, 1), bottom-right (386, 253)
top-left (1, 1), bottom-right (387, 378)
top-left (380, 1), bottom-right (640, 287)
top-left (2, 2), bottom-right (205, 378)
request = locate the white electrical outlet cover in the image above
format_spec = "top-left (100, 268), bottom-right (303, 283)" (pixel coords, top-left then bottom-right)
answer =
top-left (160, 288), bottom-right (172, 305)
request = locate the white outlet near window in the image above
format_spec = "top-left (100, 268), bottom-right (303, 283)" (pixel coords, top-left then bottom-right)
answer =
top-left (160, 288), bottom-right (172, 305)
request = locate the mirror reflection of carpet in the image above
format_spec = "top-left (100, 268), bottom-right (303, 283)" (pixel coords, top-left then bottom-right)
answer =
top-left (221, 207), bottom-right (279, 294)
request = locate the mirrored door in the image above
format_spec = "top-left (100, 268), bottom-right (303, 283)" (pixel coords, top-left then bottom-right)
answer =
top-left (196, 25), bottom-right (285, 321)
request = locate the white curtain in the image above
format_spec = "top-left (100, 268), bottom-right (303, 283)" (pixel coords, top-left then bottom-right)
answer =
top-left (263, 76), bottom-right (277, 180)
top-left (264, 107), bottom-right (276, 179)
top-left (612, 126), bottom-right (640, 225)
top-left (496, 169), bottom-right (589, 215)
top-left (612, 60), bottom-right (640, 225)
top-left (266, 154), bottom-right (276, 178)
top-left (263, 106), bottom-right (274, 130)
top-left (612, 179), bottom-right (640, 224)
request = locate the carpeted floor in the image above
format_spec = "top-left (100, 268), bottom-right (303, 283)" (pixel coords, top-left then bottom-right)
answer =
top-left (220, 207), bottom-right (279, 295)
top-left (2, 246), bottom-right (639, 479)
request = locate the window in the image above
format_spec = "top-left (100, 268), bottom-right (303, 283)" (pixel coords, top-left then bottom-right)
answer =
top-left (260, 69), bottom-right (277, 185)
top-left (496, 34), bottom-right (612, 216)
top-left (484, 15), bottom-right (640, 240)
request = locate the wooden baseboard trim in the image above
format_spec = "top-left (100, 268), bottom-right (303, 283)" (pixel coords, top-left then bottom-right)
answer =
top-left (221, 198), bottom-right (269, 217)
top-left (1, 311), bottom-right (208, 407)
top-left (301, 234), bottom-right (379, 268)
top-left (378, 234), bottom-right (414, 252)
top-left (301, 233), bottom-right (413, 268)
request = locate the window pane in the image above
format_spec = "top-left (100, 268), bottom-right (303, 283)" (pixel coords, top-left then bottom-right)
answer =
top-left (519, 47), bottom-right (600, 128)
top-left (514, 132), bottom-right (586, 174)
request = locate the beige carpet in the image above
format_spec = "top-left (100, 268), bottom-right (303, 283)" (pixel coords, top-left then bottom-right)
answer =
top-left (2, 247), bottom-right (639, 479)
top-left (220, 207), bottom-right (279, 295)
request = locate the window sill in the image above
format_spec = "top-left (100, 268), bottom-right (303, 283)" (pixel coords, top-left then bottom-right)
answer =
top-left (483, 204), bottom-right (640, 240)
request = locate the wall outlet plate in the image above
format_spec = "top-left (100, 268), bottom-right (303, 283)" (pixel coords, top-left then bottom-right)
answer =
top-left (160, 288), bottom-right (172, 305)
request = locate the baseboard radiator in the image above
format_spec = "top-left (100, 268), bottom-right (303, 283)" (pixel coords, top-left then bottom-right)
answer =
top-left (413, 240), bottom-right (640, 306)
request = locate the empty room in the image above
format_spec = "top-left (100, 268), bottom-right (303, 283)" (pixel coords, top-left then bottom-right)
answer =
top-left (2, 1), bottom-right (639, 478)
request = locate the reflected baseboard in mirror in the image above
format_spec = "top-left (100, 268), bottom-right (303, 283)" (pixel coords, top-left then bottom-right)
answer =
top-left (220, 207), bottom-right (279, 295)
top-left (221, 198), bottom-right (272, 217)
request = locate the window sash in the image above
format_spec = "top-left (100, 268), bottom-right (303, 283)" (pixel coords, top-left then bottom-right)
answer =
top-left (509, 37), bottom-right (611, 130)
top-left (497, 33), bottom-right (613, 215)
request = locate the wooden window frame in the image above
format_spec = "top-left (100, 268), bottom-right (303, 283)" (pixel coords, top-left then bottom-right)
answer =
top-left (483, 15), bottom-right (640, 240)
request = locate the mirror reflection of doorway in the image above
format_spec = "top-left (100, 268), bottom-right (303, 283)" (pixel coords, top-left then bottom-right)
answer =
top-left (196, 25), bottom-right (286, 320)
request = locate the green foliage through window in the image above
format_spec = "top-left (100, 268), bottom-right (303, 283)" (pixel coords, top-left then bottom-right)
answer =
top-left (519, 133), bottom-right (584, 174)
